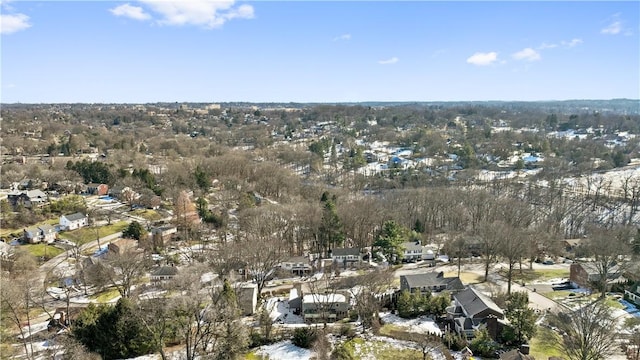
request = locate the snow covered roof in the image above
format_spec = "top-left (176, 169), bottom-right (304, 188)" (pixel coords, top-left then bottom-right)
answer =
top-left (302, 293), bottom-right (346, 304)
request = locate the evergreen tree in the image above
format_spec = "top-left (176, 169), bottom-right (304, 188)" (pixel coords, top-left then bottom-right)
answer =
top-left (504, 291), bottom-right (537, 344)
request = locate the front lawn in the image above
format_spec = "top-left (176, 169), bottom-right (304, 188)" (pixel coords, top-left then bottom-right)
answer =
top-left (529, 325), bottom-right (563, 359)
top-left (22, 243), bottom-right (64, 260)
top-left (90, 288), bottom-right (121, 303)
top-left (130, 209), bottom-right (163, 221)
top-left (444, 271), bottom-right (484, 284)
top-left (58, 221), bottom-right (128, 246)
top-left (498, 268), bottom-right (569, 283)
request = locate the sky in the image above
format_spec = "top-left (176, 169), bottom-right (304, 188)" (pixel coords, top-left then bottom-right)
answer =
top-left (1, 1), bottom-right (639, 103)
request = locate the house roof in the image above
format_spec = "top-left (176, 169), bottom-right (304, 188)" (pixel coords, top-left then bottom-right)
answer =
top-left (401, 272), bottom-right (465, 291)
top-left (574, 262), bottom-right (622, 278)
top-left (499, 349), bottom-right (535, 360)
top-left (401, 241), bottom-right (422, 252)
top-left (283, 256), bottom-right (310, 264)
top-left (151, 266), bottom-right (178, 277)
top-left (38, 224), bottom-right (55, 233)
top-left (303, 293), bottom-right (347, 304)
top-left (63, 212), bottom-right (86, 222)
top-left (332, 248), bottom-right (360, 257)
top-left (26, 190), bottom-right (47, 199)
top-left (454, 287), bottom-right (504, 318)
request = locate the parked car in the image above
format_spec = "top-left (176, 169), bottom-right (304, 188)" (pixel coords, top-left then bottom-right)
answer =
top-left (542, 260), bottom-right (555, 265)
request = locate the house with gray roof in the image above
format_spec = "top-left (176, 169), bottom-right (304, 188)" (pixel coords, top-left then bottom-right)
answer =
top-left (447, 286), bottom-right (504, 339)
top-left (23, 224), bottom-right (57, 244)
top-left (401, 241), bottom-right (423, 262)
top-left (60, 212), bottom-right (88, 231)
top-left (150, 265), bottom-right (178, 283)
top-left (331, 248), bottom-right (361, 266)
top-left (400, 271), bottom-right (465, 294)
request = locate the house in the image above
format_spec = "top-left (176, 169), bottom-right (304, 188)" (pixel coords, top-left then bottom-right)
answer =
top-left (279, 256), bottom-right (313, 276)
top-left (150, 266), bottom-right (178, 283)
top-left (562, 238), bottom-right (585, 253)
top-left (7, 190), bottom-right (48, 209)
top-left (237, 283), bottom-right (259, 316)
top-left (301, 292), bottom-right (351, 323)
top-left (624, 282), bottom-right (640, 306)
top-left (148, 225), bottom-right (178, 249)
top-left (447, 286), bottom-right (504, 339)
top-left (401, 241), bottom-right (423, 262)
top-left (499, 345), bottom-right (534, 360)
top-left (59, 212), bottom-right (88, 231)
top-left (400, 272), bottom-right (465, 294)
top-left (23, 224), bottom-right (57, 244)
top-left (569, 262), bottom-right (624, 291)
top-left (331, 248), bottom-right (361, 267)
top-left (86, 183), bottom-right (109, 196)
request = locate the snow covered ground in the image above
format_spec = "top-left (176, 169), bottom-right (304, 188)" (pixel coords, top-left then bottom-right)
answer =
top-left (264, 296), bottom-right (304, 325)
top-left (379, 312), bottom-right (442, 336)
top-left (255, 341), bottom-right (314, 360)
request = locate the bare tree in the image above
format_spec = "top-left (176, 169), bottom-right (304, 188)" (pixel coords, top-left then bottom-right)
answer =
top-left (585, 225), bottom-right (633, 298)
top-left (552, 300), bottom-right (619, 360)
top-left (100, 245), bottom-right (151, 298)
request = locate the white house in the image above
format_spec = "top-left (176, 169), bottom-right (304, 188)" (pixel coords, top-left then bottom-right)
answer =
top-left (402, 241), bottom-right (423, 262)
top-left (59, 212), bottom-right (88, 231)
top-left (331, 248), bottom-right (361, 265)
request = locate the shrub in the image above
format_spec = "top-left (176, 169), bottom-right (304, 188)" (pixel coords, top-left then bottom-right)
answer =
top-left (292, 327), bottom-right (317, 349)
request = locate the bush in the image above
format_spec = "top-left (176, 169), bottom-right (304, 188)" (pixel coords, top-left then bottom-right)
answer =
top-left (335, 324), bottom-right (356, 339)
top-left (331, 342), bottom-right (355, 360)
top-left (292, 327), bottom-right (317, 349)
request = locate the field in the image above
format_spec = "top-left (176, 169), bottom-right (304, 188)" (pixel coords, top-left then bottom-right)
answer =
top-left (498, 268), bottom-right (570, 283)
top-left (444, 271), bottom-right (484, 284)
top-left (130, 209), bottom-right (164, 221)
top-left (22, 243), bottom-right (64, 260)
top-left (58, 221), bottom-right (128, 245)
top-left (529, 326), bottom-right (564, 359)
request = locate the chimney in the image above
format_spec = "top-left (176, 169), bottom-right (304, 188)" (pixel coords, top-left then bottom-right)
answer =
top-left (519, 344), bottom-right (530, 355)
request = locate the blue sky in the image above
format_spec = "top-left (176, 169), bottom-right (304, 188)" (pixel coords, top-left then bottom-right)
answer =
top-left (1, 1), bottom-right (638, 103)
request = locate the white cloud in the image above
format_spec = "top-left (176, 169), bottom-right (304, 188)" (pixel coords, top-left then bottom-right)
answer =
top-left (109, 3), bottom-right (151, 21)
top-left (333, 33), bottom-right (351, 41)
top-left (378, 57), bottom-right (399, 65)
top-left (0, 13), bottom-right (31, 34)
top-left (140, 0), bottom-right (254, 29)
top-left (538, 42), bottom-right (558, 49)
top-left (512, 48), bottom-right (541, 62)
top-left (466, 52), bottom-right (498, 66)
top-left (601, 20), bottom-right (622, 34)
top-left (561, 38), bottom-right (583, 47)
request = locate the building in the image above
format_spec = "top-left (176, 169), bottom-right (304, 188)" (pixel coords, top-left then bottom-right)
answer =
top-left (401, 241), bottom-right (423, 262)
top-left (150, 266), bottom-right (178, 283)
top-left (237, 283), bottom-right (259, 316)
top-left (148, 225), bottom-right (178, 249)
top-left (569, 262), bottom-right (624, 291)
top-left (59, 212), bottom-right (88, 231)
top-left (86, 183), bottom-right (109, 196)
top-left (279, 256), bottom-right (313, 276)
top-left (7, 190), bottom-right (48, 209)
top-left (499, 346), bottom-right (534, 360)
top-left (331, 248), bottom-right (361, 267)
top-left (301, 292), bottom-right (350, 323)
top-left (447, 287), bottom-right (504, 339)
top-left (400, 272), bottom-right (464, 294)
top-left (23, 224), bottom-right (57, 244)
top-left (624, 282), bottom-right (640, 306)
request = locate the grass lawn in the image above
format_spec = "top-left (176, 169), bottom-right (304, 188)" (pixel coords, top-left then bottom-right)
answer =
top-left (530, 325), bottom-right (564, 359)
top-left (444, 271), bottom-right (484, 284)
top-left (130, 209), bottom-right (163, 221)
top-left (499, 268), bottom-right (569, 283)
top-left (22, 243), bottom-right (64, 260)
top-left (342, 337), bottom-right (423, 360)
top-left (542, 290), bottom-right (572, 300)
top-left (58, 221), bottom-right (128, 246)
top-left (90, 288), bottom-right (121, 303)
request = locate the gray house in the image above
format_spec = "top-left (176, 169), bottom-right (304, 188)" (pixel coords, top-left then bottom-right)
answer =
top-left (302, 292), bottom-right (351, 323)
top-left (400, 271), bottom-right (464, 294)
top-left (447, 286), bottom-right (504, 339)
